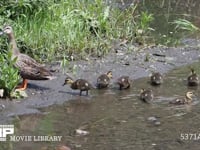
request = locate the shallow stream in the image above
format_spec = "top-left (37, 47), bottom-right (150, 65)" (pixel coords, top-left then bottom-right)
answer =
top-left (12, 61), bottom-right (200, 150)
top-left (1, 0), bottom-right (200, 149)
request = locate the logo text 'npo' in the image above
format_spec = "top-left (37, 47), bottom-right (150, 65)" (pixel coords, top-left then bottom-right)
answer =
top-left (0, 125), bottom-right (14, 141)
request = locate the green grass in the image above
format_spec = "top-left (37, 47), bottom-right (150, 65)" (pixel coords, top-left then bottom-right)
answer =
top-left (1, 0), bottom-right (199, 62)
top-left (11, 0), bottom-right (111, 61)
top-left (173, 18), bottom-right (199, 32)
top-left (0, 0), bottom-right (199, 96)
top-left (0, 0), bottom-right (155, 62)
top-left (0, 50), bottom-right (20, 98)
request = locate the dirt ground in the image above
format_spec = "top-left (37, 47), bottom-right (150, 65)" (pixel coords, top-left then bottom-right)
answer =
top-left (1, 39), bottom-right (200, 124)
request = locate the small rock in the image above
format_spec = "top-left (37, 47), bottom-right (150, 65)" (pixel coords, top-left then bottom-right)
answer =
top-left (11, 90), bottom-right (28, 98)
top-left (176, 138), bottom-right (184, 144)
top-left (56, 145), bottom-right (71, 150)
top-left (0, 104), bottom-right (5, 110)
top-left (154, 121), bottom-right (161, 126)
top-left (75, 144), bottom-right (82, 148)
top-left (147, 116), bottom-right (161, 126)
top-left (116, 52), bottom-right (124, 56)
top-left (137, 29), bottom-right (143, 34)
top-left (50, 68), bottom-right (59, 73)
top-left (40, 146), bottom-right (48, 150)
top-left (173, 113), bottom-right (186, 117)
top-left (147, 116), bottom-right (157, 122)
top-left (124, 62), bottom-right (130, 65)
top-left (76, 129), bottom-right (89, 136)
top-left (0, 89), bottom-right (4, 97)
top-left (121, 120), bottom-right (127, 123)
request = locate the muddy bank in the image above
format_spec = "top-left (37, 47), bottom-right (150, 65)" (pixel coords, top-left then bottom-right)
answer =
top-left (0, 42), bottom-right (200, 124)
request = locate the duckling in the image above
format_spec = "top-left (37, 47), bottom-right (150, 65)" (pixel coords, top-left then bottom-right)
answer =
top-left (97, 71), bottom-right (112, 89)
top-left (116, 76), bottom-right (131, 90)
top-left (187, 68), bottom-right (199, 86)
top-left (140, 88), bottom-right (154, 103)
top-left (63, 77), bottom-right (92, 96)
top-left (0, 25), bottom-right (56, 90)
top-left (150, 72), bottom-right (163, 85)
top-left (169, 91), bottom-right (194, 105)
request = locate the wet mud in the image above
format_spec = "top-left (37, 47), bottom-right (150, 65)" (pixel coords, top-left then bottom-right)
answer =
top-left (1, 43), bottom-right (200, 124)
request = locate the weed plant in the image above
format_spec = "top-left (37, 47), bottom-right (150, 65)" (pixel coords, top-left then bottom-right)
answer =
top-left (0, 50), bottom-right (20, 97)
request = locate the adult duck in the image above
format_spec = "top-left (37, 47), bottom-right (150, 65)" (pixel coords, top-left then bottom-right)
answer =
top-left (0, 25), bottom-right (56, 90)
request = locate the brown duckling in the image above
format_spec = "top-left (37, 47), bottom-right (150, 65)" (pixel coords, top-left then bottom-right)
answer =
top-left (63, 77), bottom-right (92, 96)
top-left (116, 76), bottom-right (131, 90)
top-left (150, 72), bottom-right (163, 85)
top-left (97, 71), bottom-right (112, 89)
top-left (169, 91), bottom-right (194, 105)
top-left (187, 68), bottom-right (199, 86)
top-left (0, 25), bottom-right (56, 90)
top-left (140, 88), bottom-right (154, 103)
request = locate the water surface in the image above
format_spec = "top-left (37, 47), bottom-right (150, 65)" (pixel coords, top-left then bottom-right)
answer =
top-left (12, 61), bottom-right (200, 150)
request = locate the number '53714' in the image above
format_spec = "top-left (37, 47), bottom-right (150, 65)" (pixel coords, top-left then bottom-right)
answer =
top-left (180, 133), bottom-right (200, 140)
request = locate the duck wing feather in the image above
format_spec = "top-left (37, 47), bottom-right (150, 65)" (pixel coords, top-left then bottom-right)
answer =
top-left (15, 54), bottom-right (54, 80)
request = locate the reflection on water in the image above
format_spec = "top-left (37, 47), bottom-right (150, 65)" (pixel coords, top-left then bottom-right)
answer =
top-left (12, 62), bottom-right (200, 150)
top-left (114, 0), bottom-right (200, 30)
top-left (138, 0), bottom-right (200, 33)
top-left (113, 0), bottom-right (200, 45)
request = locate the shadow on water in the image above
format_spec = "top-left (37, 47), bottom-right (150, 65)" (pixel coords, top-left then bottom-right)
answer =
top-left (10, 61), bottom-right (200, 150)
